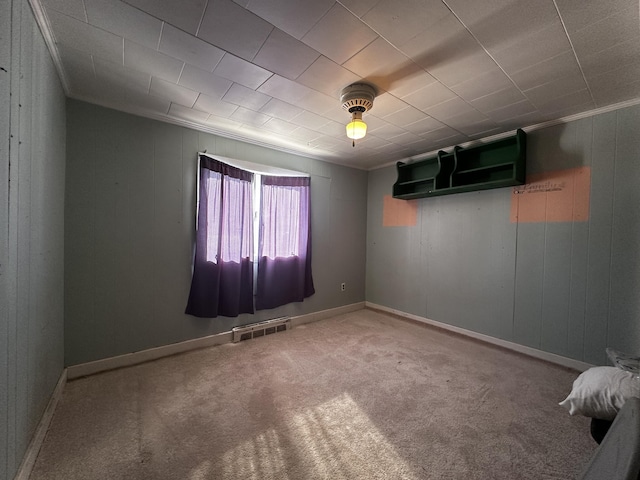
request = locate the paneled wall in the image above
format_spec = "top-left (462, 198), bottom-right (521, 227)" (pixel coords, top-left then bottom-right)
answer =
top-left (0, 1), bottom-right (66, 479)
top-left (367, 105), bottom-right (640, 365)
top-left (65, 100), bottom-right (368, 366)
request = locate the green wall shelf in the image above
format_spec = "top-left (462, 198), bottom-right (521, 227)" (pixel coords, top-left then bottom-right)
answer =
top-left (393, 129), bottom-right (526, 200)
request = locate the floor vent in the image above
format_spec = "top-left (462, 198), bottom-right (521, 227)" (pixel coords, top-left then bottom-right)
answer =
top-left (232, 317), bottom-right (291, 343)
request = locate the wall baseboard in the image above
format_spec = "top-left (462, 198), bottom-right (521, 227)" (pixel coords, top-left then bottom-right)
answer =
top-left (291, 302), bottom-right (365, 327)
top-left (14, 369), bottom-right (67, 480)
top-left (366, 302), bottom-right (593, 372)
top-left (67, 302), bottom-right (366, 380)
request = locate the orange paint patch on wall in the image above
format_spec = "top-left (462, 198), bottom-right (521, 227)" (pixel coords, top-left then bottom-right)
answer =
top-left (383, 195), bottom-right (417, 227)
top-left (510, 167), bottom-right (591, 223)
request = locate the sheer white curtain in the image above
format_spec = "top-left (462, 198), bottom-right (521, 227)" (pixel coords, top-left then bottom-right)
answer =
top-left (186, 156), bottom-right (255, 318)
top-left (256, 175), bottom-right (314, 310)
top-left (204, 173), bottom-right (253, 264)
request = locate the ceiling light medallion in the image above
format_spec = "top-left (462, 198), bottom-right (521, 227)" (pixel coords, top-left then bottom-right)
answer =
top-left (340, 83), bottom-right (376, 146)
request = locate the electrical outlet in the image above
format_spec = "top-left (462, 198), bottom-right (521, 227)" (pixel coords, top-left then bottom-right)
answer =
top-left (341, 282), bottom-right (346, 292)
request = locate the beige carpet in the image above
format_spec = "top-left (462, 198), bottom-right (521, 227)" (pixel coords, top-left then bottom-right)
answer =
top-left (30, 309), bottom-right (595, 479)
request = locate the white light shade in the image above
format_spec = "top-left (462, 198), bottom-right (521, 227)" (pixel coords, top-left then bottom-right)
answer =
top-left (346, 119), bottom-right (367, 139)
top-left (345, 111), bottom-right (367, 140)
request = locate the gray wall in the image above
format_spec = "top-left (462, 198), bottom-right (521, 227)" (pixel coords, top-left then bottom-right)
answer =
top-left (0, 1), bottom-right (66, 479)
top-left (65, 100), bottom-right (368, 366)
top-left (367, 105), bottom-right (640, 366)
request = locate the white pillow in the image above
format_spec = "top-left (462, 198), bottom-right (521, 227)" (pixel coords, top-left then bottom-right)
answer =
top-left (559, 366), bottom-right (640, 420)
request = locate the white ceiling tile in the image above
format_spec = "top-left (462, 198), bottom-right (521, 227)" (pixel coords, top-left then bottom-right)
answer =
top-left (259, 99), bottom-right (304, 121)
top-left (485, 100), bottom-right (537, 123)
top-left (179, 65), bottom-right (232, 99)
top-left (149, 77), bottom-right (199, 107)
top-left (262, 118), bottom-right (298, 135)
top-left (418, 125), bottom-right (465, 143)
top-left (431, 49), bottom-right (499, 88)
top-left (124, 40), bottom-right (184, 83)
top-left (386, 131), bottom-right (423, 144)
top-left (570, 4), bottom-right (640, 58)
top-left (356, 114), bottom-right (387, 131)
top-left (296, 56), bottom-right (360, 97)
top-left (580, 40), bottom-right (640, 80)
top-left (122, 0), bottom-right (206, 35)
top-left (383, 105), bottom-right (429, 127)
top-left (363, 0), bottom-right (450, 47)
top-left (193, 94), bottom-right (238, 117)
top-left (257, 75), bottom-right (309, 103)
top-left (447, 0), bottom-right (559, 51)
top-left (555, 0), bottom-right (634, 33)
top-left (159, 24), bottom-right (225, 72)
top-left (588, 61), bottom-right (640, 95)
top-left (386, 68), bottom-right (436, 98)
top-left (252, 29), bottom-right (320, 80)
top-left (40, 0), bottom-right (86, 21)
top-left (244, 0), bottom-right (334, 40)
top-left (342, 37), bottom-right (411, 79)
top-left (36, 0), bottom-right (640, 169)
top-left (403, 137), bottom-right (439, 152)
top-left (85, 0), bottom-right (162, 50)
top-left (403, 116), bottom-right (446, 135)
top-left (497, 111), bottom-right (551, 130)
top-left (46, 8), bottom-right (124, 64)
top-left (370, 92), bottom-right (407, 117)
top-left (317, 120), bottom-right (347, 136)
top-left (62, 61), bottom-right (96, 92)
top-left (213, 54), bottom-right (273, 90)
top-left (510, 51), bottom-right (582, 91)
top-left (302, 4), bottom-right (378, 65)
top-left (592, 79), bottom-right (640, 107)
top-left (222, 83), bottom-right (271, 110)
top-left (94, 57), bottom-right (151, 94)
top-left (424, 96), bottom-right (476, 121)
top-left (168, 103), bottom-right (210, 122)
top-left (402, 81), bottom-right (456, 111)
top-left (69, 80), bottom-right (117, 104)
top-left (356, 134), bottom-right (391, 149)
top-left (128, 93), bottom-right (172, 114)
top-left (198, 0), bottom-right (273, 61)
top-left (339, 0), bottom-right (381, 18)
top-left (230, 106), bottom-right (271, 126)
top-left (445, 114), bottom-right (496, 136)
top-left (399, 13), bottom-right (491, 83)
top-left (535, 89), bottom-right (594, 115)
top-left (468, 127), bottom-right (503, 139)
top-left (309, 135), bottom-right (351, 150)
top-left (322, 104), bottom-right (352, 123)
top-left (57, 44), bottom-right (95, 77)
top-left (291, 111), bottom-right (330, 130)
top-left (470, 87), bottom-right (527, 114)
top-left (204, 113), bottom-right (244, 130)
top-left (524, 75), bottom-right (589, 107)
top-left (489, 20), bottom-right (571, 74)
top-left (294, 89), bottom-right (337, 114)
top-left (289, 126), bottom-right (322, 142)
top-left (449, 68), bottom-right (514, 102)
top-left (368, 122), bottom-right (406, 140)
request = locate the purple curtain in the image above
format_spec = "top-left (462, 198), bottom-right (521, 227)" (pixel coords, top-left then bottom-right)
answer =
top-left (185, 156), bottom-right (254, 318)
top-left (256, 176), bottom-right (315, 310)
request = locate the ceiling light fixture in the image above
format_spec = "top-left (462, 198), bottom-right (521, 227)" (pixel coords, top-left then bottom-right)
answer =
top-left (340, 83), bottom-right (376, 146)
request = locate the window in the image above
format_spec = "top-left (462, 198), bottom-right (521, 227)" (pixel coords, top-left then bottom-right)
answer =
top-left (186, 156), bottom-right (314, 318)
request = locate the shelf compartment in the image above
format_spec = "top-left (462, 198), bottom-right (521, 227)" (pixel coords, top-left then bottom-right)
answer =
top-left (393, 129), bottom-right (526, 200)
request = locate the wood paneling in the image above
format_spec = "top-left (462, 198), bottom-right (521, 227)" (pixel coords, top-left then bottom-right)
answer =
top-left (1, 3), bottom-right (66, 479)
top-left (64, 101), bottom-right (368, 366)
top-left (367, 105), bottom-right (640, 364)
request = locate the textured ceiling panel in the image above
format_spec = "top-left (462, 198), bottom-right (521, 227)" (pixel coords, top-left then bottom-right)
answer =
top-left (35, 0), bottom-right (640, 169)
